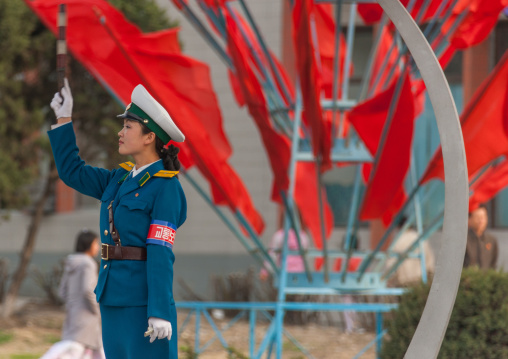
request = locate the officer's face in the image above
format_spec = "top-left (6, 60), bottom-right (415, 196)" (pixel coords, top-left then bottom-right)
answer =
top-left (118, 119), bottom-right (149, 156)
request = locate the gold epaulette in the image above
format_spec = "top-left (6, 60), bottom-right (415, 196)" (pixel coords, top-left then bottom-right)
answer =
top-left (153, 170), bottom-right (179, 178)
top-left (119, 161), bottom-right (135, 171)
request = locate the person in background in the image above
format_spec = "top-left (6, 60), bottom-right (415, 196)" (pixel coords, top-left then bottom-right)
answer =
top-left (259, 205), bottom-right (309, 324)
top-left (259, 205), bottom-right (309, 280)
top-left (40, 230), bottom-right (105, 359)
top-left (464, 204), bottom-right (498, 269)
top-left (385, 216), bottom-right (435, 287)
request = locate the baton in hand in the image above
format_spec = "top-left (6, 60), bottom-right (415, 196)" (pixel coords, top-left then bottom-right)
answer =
top-left (56, 4), bottom-right (67, 90)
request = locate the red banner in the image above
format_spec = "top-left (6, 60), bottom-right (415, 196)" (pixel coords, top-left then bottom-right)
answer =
top-left (292, 0), bottom-right (332, 170)
top-left (469, 159), bottom-right (508, 212)
top-left (349, 71), bottom-right (415, 224)
top-left (422, 51), bottom-right (508, 183)
top-left (226, 13), bottom-right (333, 253)
top-left (27, 0), bottom-right (265, 234)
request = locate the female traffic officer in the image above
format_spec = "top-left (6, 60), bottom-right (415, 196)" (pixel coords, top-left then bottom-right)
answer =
top-left (48, 79), bottom-right (186, 359)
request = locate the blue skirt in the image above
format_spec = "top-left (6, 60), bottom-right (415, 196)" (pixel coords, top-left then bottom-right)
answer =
top-left (100, 304), bottom-right (177, 358)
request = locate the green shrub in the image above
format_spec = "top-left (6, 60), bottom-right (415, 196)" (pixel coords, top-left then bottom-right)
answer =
top-left (381, 268), bottom-right (508, 359)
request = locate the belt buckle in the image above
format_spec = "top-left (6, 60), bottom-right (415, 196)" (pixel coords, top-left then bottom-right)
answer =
top-left (101, 243), bottom-right (109, 261)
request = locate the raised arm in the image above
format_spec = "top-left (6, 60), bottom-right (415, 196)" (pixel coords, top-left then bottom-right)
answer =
top-left (48, 78), bottom-right (119, 199)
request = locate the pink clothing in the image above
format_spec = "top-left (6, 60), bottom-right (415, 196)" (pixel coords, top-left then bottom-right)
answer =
top-left (264, 229), bottom-right (309, 273)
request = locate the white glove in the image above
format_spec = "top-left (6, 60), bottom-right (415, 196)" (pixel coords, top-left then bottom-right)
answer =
top-left (147, 317), bottom-right (172, 343)
top-left (50, 78), bottom-right (73, 119)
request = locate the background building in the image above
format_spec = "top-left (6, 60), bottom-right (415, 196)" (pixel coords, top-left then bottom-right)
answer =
top-left (2, 1), bottom-right (508, 299)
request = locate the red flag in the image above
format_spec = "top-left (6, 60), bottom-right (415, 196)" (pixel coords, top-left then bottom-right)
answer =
top-left (292, 0), bottom-right (332, 170)
top-left (445, 0), bottom-right (508, 49)
top-left (421, 51), bottom-right (508, 183)
top-left (225, 8), bottom-right (294, 107)
top-left (226, 14), bottom-right (291, 193)
top-left (469, 159), bottom-right (508, 212)
top-left (369, 27), bottom-right (399, 96)
top-left (294, 163), bottom-right (334, 253)
top-left (226, 13), bottom-right (333, 250)
top-left (27, 0), bottom-right (265, 234)
top-left (358, 0), bottom-right (452, 25)
top-left (349, 71), bottom-right (415, 224)
top-left (313, 4), bottom-right (351, 99)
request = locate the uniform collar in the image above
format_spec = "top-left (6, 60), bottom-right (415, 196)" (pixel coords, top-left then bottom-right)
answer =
top-left (132, 159), bottom-right (162, 178)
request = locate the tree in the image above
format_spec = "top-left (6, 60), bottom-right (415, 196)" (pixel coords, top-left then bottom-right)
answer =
top-left (0, 0), bottom-right (177, 317)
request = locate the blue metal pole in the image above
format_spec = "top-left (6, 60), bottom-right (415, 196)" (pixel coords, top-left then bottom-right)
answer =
top-left (235, 210), bottom-right (279, 275)
top-left (357, 187), bottom-right (419, 279)
top-left (275, 211), bottom-right (291, 359)
top-left (281, 192), bottom-right (313, 281)
top-left (195, 309), bottom-right (201, 354)
top-left (315, 158), bottom-right (330, 283)
top-left (373, 180), bottom-right (440, 274)
top-left (422, 0), bottom-right (453, 39)
top-left (358, 15), bottom-right (388, 101)
top-left (433, 10), bottom-right (469, 58)
top-left (356, 63), bottom-right (411, 281)
top-left (382, 211), bottom-right (444, 280)
top-left (362, 61), bottom-right (407, 204)
top-left (197, 1), bottom-right (227, 39)
top-left (281, 327), bottom-right (317, 359)
top-left (331, 0), bottom-right (343, 138)
top-left (267, 336), bottom-right (276, 359)
top-left (178, 309), bottom-right (193, 337)
top-left (340, 2), bottom-right (357, 101)
top-left (427, 0), bottom-right (461, 45)
top-left (226, 3), bottom-right (294, 135)
top-left (255, 321), bottom-right (275, 359)
top-left (352, 330), bottom-right (388, 359)
top-left (366, 0), bottom-right (418, 97)
top-left (249, 309), bottom-right (256, 359)
top-left (410, 150), bottom-right (428, 283)
top-left (237, 0), bottom-right (294, 106)
top-left (202, 309), bottom-right (230, 350)
top-left (376, 312), bottom-right (384, 359)
top-left (378, 0), bottom-right (435, 90)
top-left (340, 165), bottom-right (362, 281)
top-left (181, 170), bottom-right (268, 269)
top-left (338, 3), bottom-right (358, 137)
top-left (273, 79), bottom-right (307, 359)
top-left (173, 0), bottom-right (232, 68)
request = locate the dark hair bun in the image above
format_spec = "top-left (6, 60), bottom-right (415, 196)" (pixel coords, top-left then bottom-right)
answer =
top-left (167, 145), bottom-right (179, 157)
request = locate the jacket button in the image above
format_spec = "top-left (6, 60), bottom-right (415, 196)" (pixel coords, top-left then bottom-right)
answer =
top-left (104, 230), bottom-right (108, 236)
top-left (104, 265), bottom-right (108, 269)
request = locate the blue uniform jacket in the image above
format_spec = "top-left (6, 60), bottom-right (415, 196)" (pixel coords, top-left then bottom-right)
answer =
top-left (48, 123), bottom-right (187, 322)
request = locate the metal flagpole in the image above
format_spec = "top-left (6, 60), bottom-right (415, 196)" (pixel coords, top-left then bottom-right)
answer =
top-left (331, 0), bottom-right (344, 138)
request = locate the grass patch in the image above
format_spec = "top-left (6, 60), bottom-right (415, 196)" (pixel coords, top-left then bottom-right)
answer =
top-left (283, 340), bottom-right (300, 352)
top-left (44, 334), bottom-right (60, 344)
top-left (10, 355), bottom-right (41, 359)
top-left (0, 331), bottom-right (14, 345)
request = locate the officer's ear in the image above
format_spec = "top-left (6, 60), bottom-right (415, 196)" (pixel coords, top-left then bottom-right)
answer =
top-left (144, 131), bottom-right (156, 146)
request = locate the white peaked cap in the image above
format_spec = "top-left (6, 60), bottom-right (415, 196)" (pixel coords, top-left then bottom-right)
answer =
top-left (119, 84), bottom-right (185, 143)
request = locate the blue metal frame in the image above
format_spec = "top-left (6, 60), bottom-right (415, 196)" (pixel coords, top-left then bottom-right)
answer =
top-left (168, 1), bottom-right (461, 358)
top-left (175, 301), bottom-right (398, 358)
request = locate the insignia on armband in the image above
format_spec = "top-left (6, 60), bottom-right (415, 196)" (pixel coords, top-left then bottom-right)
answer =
top-left (146, 220), bottom-right (177, 248)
